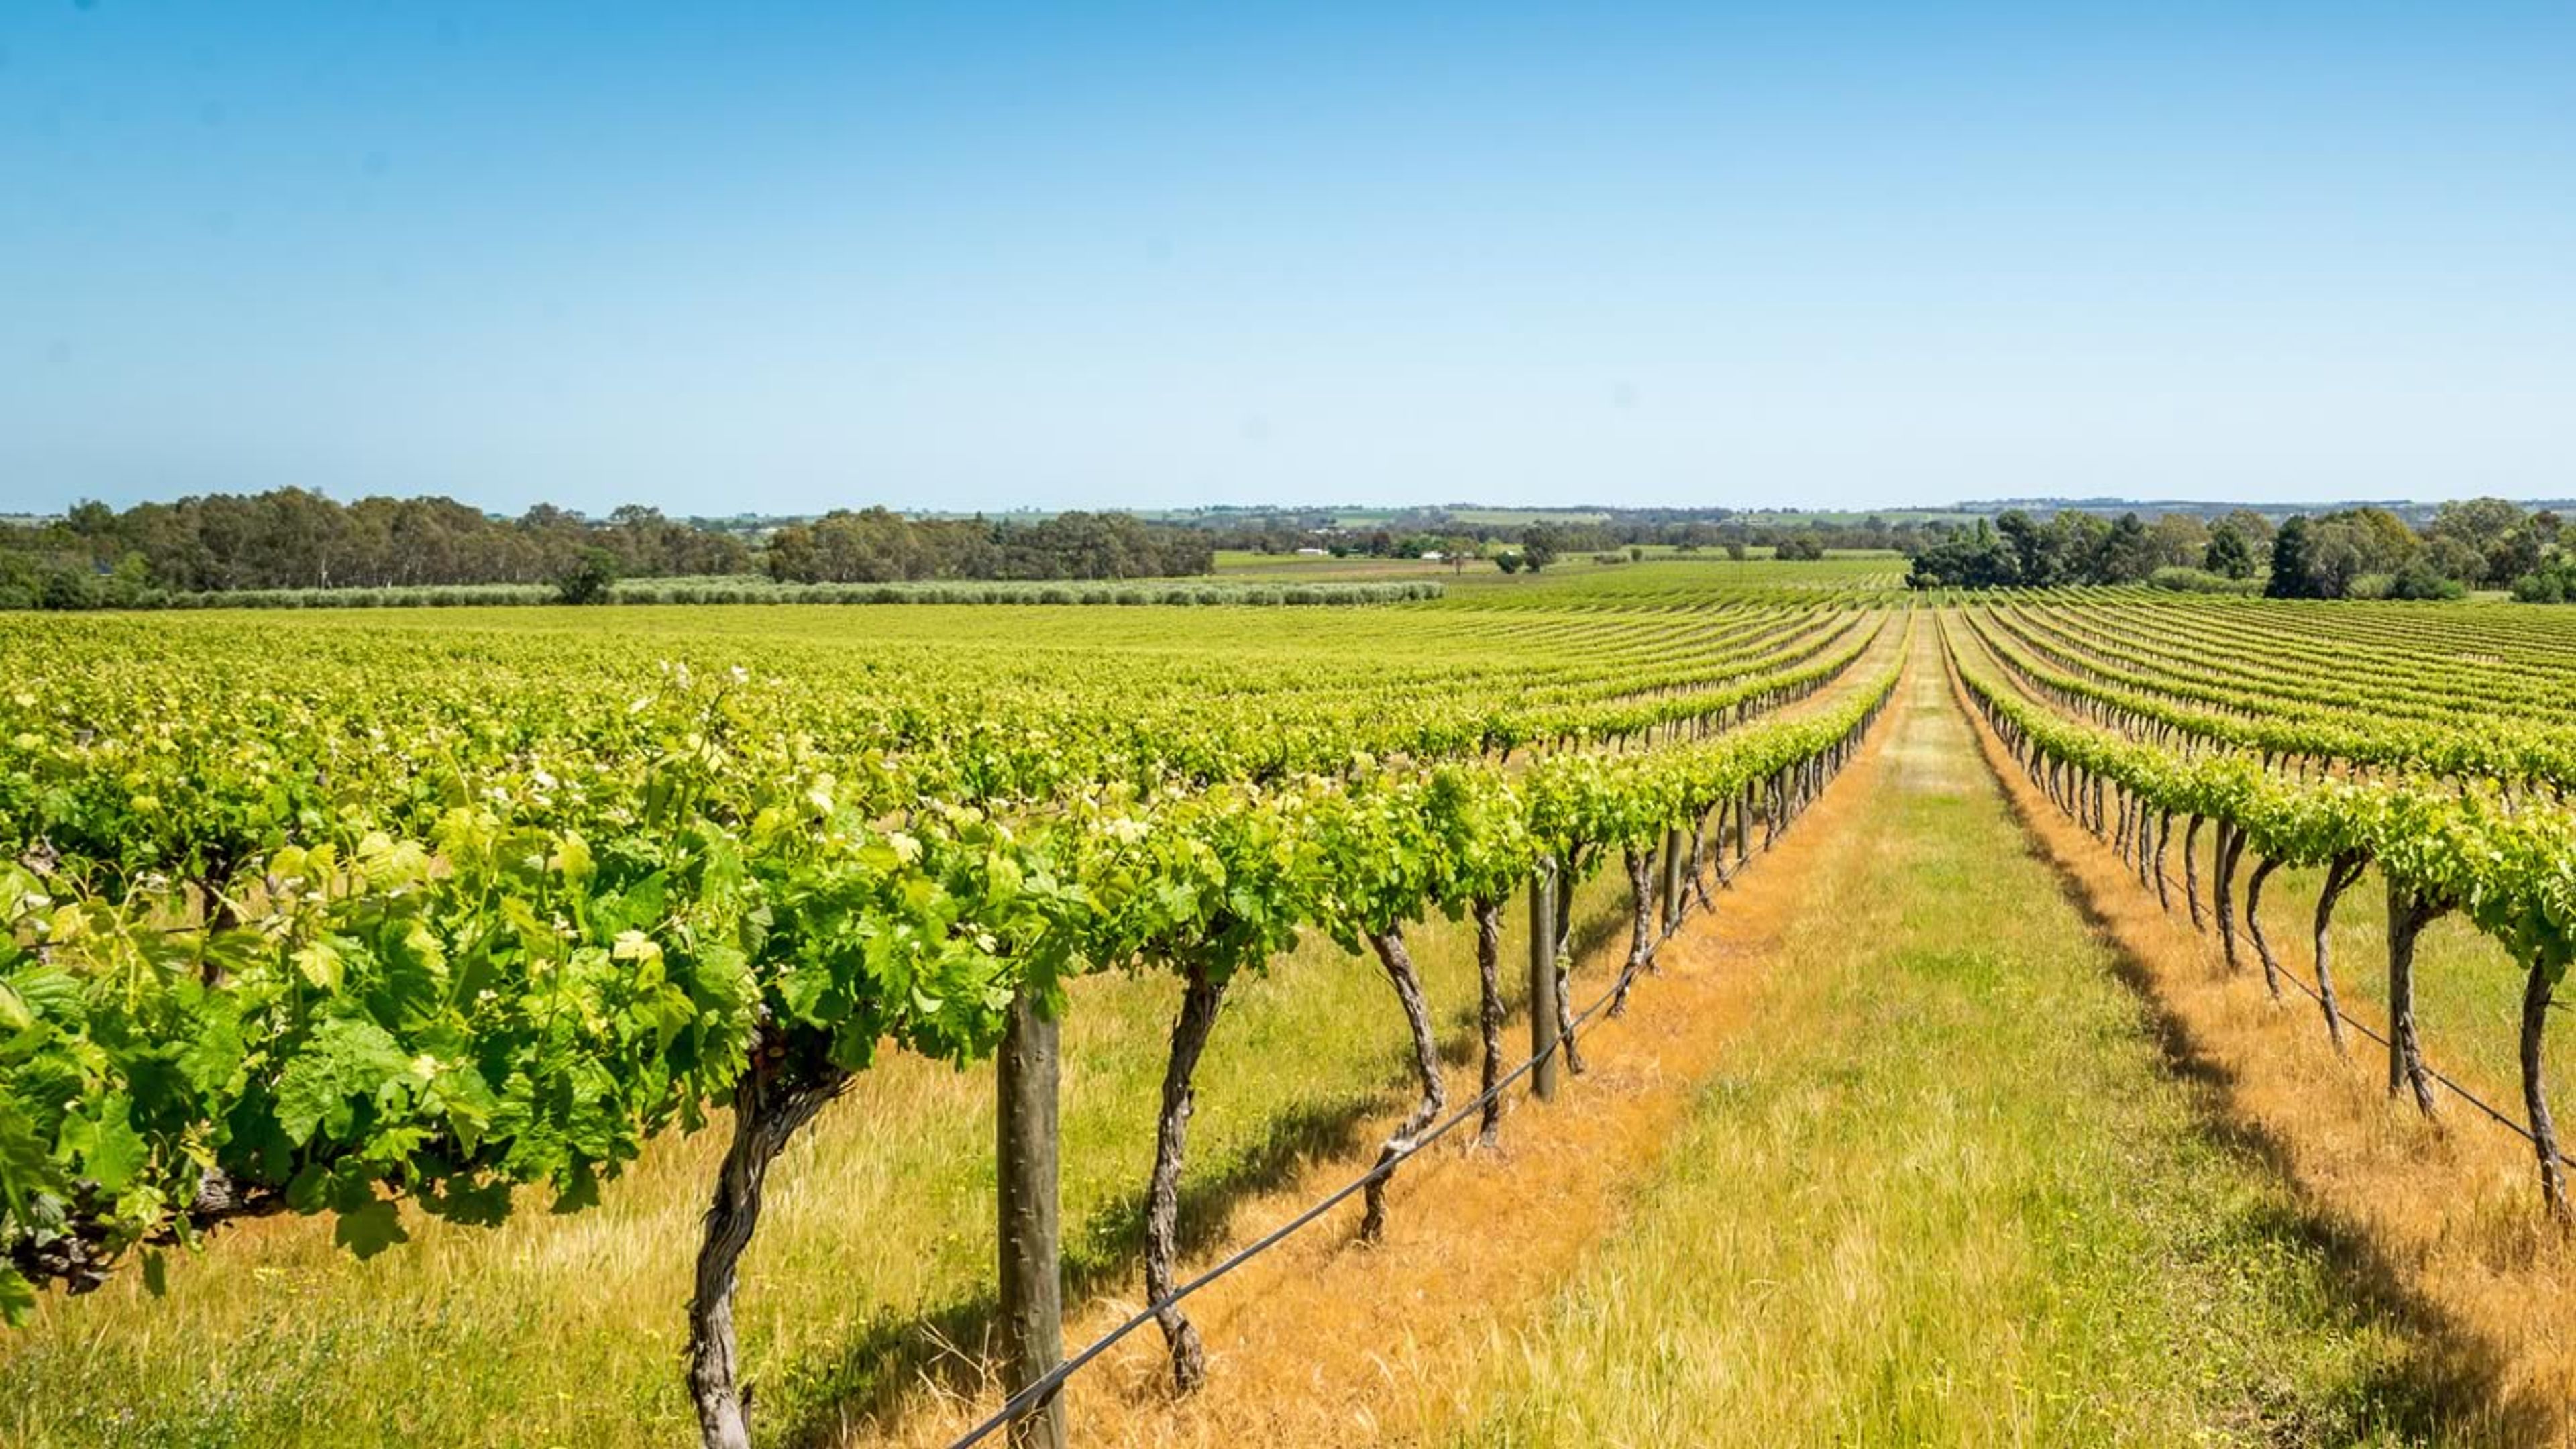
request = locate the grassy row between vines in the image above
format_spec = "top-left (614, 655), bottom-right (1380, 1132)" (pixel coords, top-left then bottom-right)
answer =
top-left (1454, 649), bottom-right (2522, 1446)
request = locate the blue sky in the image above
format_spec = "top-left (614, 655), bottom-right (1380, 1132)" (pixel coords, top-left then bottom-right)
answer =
top-left (3, 2), bottom-right (2571, 515)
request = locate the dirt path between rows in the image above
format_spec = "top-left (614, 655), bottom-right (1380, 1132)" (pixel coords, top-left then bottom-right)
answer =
top-left (864, 633), bottom-right (1923, 1448)
top-left (1944, 616), bottom-right (2576, 1444)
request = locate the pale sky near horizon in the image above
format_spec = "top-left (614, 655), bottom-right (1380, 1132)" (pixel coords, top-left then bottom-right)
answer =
top-left (3, 2), bottom-right (2571, 517)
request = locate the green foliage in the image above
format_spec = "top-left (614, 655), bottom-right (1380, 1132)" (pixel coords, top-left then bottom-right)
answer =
top-left (1908, 520), bottom-right (2018, 588)
top-left (38, 569), bottom-right (95, 612)
top-left (1907, 509), bottom-right (2163, 589)
top-left (764, 507), bottom-right (1210, 584)
top-left (555, 549), bottom-right (622, 605)
top-left (2265, 509), bottom-right (2426, 599)
top-left (2384, 561), bottom-right (2465, 601)
top-left (2146, 566), bottom-right (2259, 595)
top-left (2512, 556), bottom-right (2576, 604)
top-left (0, 490), bottom-right (756, 596)
top-left (13, 576), bottom-right (1447, 613)
top-left (2265, 516), bottom-right (2318, 598)
top-left (2202, 525), bottom-right (2255, 579)
top-left (1516, 525), bottom-right (1560, 572)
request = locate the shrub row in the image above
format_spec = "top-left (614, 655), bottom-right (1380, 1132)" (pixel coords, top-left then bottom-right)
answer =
top-left (11, 576), bottom-right (1446, 611)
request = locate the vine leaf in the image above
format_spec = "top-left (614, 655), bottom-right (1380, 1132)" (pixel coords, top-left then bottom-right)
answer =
top-left (332, 1197), bottom-right (407, 1259)
top-left (0, 1265), bottom-right (34, 1328)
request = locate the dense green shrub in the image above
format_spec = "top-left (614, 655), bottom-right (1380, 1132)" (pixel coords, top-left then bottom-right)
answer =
top-left (2511, 557), bottom-right (2576, 602)
top-left (2147, 566), bottom-right (2260, 595)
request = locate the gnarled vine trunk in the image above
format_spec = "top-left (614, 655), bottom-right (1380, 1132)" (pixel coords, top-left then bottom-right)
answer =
top-left (1688, 810), bottom-right (1721, 910)
top-left (2243, 856), bottom-right (2283, 999)
top-left (2134, 797), bottom-right (2155, 892)
top-left (2213, 821), bottom-right (2245, 972)
top-left (2312, 852), bottom-right (2364, 1056)
top-left (2184, 816), bottom-right (2206, 930)
top-left (1473, 899), bottom-right (1507, 1146)
top-left (1609, 847), bottom-right (1655, 1018)
top-left (1361, 927), bottom-right (1446, 1241)
top-left (687, 1039), bottom-right (846, 1449)
top-left (2152, 810), bottom-right (2172, 912)
top-left (2520, 954), bottom-right (2571, 1224)
top-left (2385, 879), bottom-right (2446, 1118)
top-left (1146, 965), bottom-right (1228, 1393)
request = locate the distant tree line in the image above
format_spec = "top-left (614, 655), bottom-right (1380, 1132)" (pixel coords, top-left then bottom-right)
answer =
top-left (0, 490), bottom-right (755, 607)
top-left (1907, 498), bottom-right (2568, 601)
top-left (1202, 512), bottom-right (1938, 558)
top-left (762, 508), bottom-right (1210, 583)
top-left (0, 491), bottom-right (1217, 608)
top-left (13, 488), bottom-right (2573, 608)
top-left (1907, 509), bottom-right (2269, 590)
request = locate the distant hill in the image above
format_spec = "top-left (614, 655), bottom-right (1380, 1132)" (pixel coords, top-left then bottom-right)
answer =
top-left (1954, 497), bottom-right (2576, 525)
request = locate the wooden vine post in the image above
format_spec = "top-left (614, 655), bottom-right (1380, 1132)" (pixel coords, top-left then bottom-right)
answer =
top-left (1550, 844), bottom-right (1589, 1075)
top-left (996, 986), bottom-right (1066, 1449)
top-left (1658, 826), bottom-right (1685, 938)
top-left (1529, 859), bottom-right (1561, 1102)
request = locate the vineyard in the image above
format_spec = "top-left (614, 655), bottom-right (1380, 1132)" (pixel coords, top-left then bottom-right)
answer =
top-left (3, 574), bottom-right (2574, 1446)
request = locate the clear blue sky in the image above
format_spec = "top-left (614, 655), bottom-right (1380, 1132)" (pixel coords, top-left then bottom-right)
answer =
top-left (4, 2), bottom-right (2571, 516)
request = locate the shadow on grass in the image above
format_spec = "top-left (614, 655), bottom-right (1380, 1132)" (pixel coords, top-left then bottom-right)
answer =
top-left (768, 896), bottom-right (1627, 1448)
top-left (1983, 737), bottom-right (2555, 1446)
top-left (768, 1091), bottom-right (1381, 1448)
